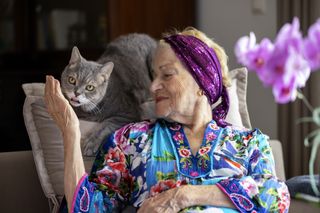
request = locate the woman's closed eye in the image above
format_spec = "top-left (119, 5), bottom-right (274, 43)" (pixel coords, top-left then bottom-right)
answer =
top-left (163, 71), bottom-right (176, 79)
top-left (164, 73), bottom-right (173, 78)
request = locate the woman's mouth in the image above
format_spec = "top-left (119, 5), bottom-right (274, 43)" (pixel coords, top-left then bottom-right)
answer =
top-left (156, 96), bottom-right (169, 103)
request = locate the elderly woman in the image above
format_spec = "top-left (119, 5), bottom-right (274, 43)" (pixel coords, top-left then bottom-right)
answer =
top-left (45, 28), bottom-right (290, 212)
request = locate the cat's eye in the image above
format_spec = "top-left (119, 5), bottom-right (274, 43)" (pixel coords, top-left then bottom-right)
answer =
top-left (68, 76), bottom-right (76, 85)
top-left (86, 85), bottom-right (95, 91)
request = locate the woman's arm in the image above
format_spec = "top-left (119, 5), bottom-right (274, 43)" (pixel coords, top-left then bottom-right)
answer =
top-left (179, 185), bottom-right (236, 208)
top-left (44, 76), bottom-right (85, 211)
top-left (138, 184), bottom-right (235, 213)
top-left (62, 129), bottom-right (85, 212)
top-left (215, 130), bottom-right (290, 212)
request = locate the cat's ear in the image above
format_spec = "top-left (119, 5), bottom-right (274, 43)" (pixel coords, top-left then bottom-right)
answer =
top-left (69, 46), bottom-right (82, 67)
top-left (100, 62), bottom-right (114, 82)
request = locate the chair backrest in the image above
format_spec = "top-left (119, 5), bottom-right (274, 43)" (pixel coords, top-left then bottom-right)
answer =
top-left (269, 139), bottom-right (286, 181)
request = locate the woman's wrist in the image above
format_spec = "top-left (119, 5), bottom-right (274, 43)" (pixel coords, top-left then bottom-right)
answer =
top-left (62, 125), bottom-right (81, 140)
top-left (62, 125), bottom-right (83, 157)
top-left (176, 185), bottom-right (235, 209)
top-left (62, 123), bottom-right (80, 135)
top-left (174, 185), bottom-right (193, 209)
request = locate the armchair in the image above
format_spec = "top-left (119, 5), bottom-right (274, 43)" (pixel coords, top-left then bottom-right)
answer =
top-left (0, 67), bottom-right (290, 212)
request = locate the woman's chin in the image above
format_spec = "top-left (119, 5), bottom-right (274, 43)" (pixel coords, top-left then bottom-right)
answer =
top-left (155, 111), bottom-right (181, 124)
top-left (155, 109), bottom-right (171, 119)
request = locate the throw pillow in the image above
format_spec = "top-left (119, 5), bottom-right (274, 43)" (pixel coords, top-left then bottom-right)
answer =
top-left (226, 67), bottom-right (251, 129)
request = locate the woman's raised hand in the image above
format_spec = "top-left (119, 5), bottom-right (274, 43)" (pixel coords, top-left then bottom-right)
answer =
top-left (44, 75), bottom-right (80, 134)
top-left (45, 76), bottom-right (85, 210)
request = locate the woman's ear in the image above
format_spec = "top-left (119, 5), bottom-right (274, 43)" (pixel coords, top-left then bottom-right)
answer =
top-left (101, 62), bottom-right (114, 82)
top-left (69, 46), bottom-right (82, 68)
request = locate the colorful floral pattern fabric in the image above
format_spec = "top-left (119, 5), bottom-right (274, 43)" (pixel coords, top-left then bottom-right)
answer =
top-left (71, 119), bottom-right (290, 213)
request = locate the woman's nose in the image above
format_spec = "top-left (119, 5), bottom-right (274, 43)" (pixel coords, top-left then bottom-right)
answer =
top-left (150, 78), bottom-right (163, 94)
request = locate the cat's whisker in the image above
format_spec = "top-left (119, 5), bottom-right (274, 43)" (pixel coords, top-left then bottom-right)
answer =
top-left (87, 100), bottom-right (102, 115)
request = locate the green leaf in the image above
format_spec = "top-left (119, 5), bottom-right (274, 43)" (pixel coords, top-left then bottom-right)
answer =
top-left (261, 146), bottom-right (271, 154)
top-left (303, 129), bottom-right (320, 147)
top-left (202, 154), bottom-right (210, 161)
top-left (296, 116), bottom-right (314, 124)
top-left (156, 171), bottom-right (163, 180)
top-left (259, 186), bottom-right (266, 194)
top-left (154, 156), bottom-right (167, 161)
top-left (156, 171), bottom-right (176, 180)
top-left (164, 151), bottom-right (176, 160)
top-left (154, 151), bottom-right (176, 162)
top-left (266, 188), bottom-right (278, 196)
top-left (308, 134), bottom-right (320, 196)
top-left (255, 195), bottom-right (268, 208)
top-left (263, 168), bottom-right (272, 175)
top-left (313, 107), bottom-right (320, 126)
top-left (269, 200), bottom-right (279, 211)
top-left (233, 135), bottom-right (241, 141)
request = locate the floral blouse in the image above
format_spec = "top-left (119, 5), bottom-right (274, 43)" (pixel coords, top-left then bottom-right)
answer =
top-left (71, 119), bottom-right (290, 213)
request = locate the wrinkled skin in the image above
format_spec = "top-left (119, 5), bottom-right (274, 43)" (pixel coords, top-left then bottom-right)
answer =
top-left (44, 75), bottom-right (79, 134)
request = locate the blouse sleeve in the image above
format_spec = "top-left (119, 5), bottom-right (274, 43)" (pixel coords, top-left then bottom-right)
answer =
top-left (71, 122), bottom-right (150, 213)
top-left (216, 129), bottom-right (290, 213)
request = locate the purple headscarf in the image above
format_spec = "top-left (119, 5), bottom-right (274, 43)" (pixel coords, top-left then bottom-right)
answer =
top-left (163, 34), bottom-right (230, 127)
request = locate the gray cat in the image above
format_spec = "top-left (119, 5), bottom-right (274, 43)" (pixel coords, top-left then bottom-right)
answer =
top-left (61, 33), bottom-right (157, 156)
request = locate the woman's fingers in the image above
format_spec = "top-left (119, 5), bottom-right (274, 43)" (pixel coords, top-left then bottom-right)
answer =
top-left (44, 76), bottom-right (53, 110)
top-left (45, 76), bottom-right (57, 111)
top-left (44, 75), bottom-right (80, 132)
top-left (52, 77), bottom-right (59, 95)
top-left (45, 76), bottom-right (67, 108)
top-left (45, 75), bottom-right (62, 115)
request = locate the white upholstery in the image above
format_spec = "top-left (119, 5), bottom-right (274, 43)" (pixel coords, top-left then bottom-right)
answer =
top-left (269, 140), bottom-right (286, 181)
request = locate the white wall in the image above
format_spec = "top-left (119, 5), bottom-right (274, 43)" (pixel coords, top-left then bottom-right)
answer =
top-left (196, 0), bottom-right (278, 139)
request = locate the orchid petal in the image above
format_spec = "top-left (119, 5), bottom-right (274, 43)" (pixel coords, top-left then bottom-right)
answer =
top-left (303, 18), bottom-right (320, 70)
top-left (234, 32), bottom-right (257, 65)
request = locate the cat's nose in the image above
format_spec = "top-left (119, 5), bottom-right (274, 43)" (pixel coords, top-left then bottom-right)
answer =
top-left (75, 91), bottom-right (81, 96)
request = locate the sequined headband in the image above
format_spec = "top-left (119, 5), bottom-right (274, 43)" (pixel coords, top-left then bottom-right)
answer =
top-left (163, 34), bottom-right (230, 127)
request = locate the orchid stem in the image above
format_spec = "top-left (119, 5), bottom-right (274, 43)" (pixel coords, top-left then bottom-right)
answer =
top-left (297, 89), bottom-right (314, 113)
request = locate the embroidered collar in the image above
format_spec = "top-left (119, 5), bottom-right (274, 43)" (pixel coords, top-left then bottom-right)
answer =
top-left (164, 120), bottom-right (223, 178)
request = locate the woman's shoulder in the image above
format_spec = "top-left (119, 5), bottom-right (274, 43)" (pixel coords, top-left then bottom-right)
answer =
top-left (113, 119), bottom-right (156, 140)
top-left (223, 124), bottom-right (270, 142)
top-left (218, 125), bottom-right (271, 155)
top-left (124, 120), bottom-right (155, 130)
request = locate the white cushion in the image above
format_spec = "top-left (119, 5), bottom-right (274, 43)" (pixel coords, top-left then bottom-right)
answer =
top-left (212, 67), bottom-right (251, 128)
top-left (226, 67), bottom-right (251, 129)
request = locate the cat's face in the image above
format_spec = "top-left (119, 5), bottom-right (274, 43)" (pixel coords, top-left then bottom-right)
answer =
top-left (61, 47), bottom-right (114, 112)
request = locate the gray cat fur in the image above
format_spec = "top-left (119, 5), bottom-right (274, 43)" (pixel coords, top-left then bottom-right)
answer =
top-left (61, 33), bottom-right (157, 156)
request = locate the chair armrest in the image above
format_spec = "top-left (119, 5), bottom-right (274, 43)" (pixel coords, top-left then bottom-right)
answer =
top-left (0, 151), bottom-right (50, 213)
top-left (269, 139), bottom-right (286, 181)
